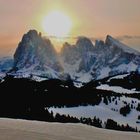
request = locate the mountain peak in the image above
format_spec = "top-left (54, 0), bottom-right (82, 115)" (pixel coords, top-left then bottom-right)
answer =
top-left (63, 42), bottom-right (72, 48)
top-left (13, 30), bottom-right (62, 73)
top-left (76, 36), bottom-right (94, 52)
top-left (95, 40), bottom-right (105, 48)
top-left (27, 29), bottom-right (38, 36)
top-left (22, 30), bottom-right (39, 41)
top-left (76, 37), bottom-right (93, 46)
top-left (105, 35), bottom-right (140, 55)
top-left (105, 35), bottom-right (116, 46)
top-left (6, 30), bottom-right (140, 84)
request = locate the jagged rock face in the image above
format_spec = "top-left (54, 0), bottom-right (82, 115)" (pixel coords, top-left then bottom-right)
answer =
top-left (76, 37), bottom-right (94, 55)
top-left (61, 35), bottom-right (140, 82)
top-left (14, 30), bottom-right (62, 72)
top-left (8, 29), bottom-right (140, 83)
top-left (61, 37), bottom-right (95, 73)
top-left (61, 43), bottom-right (79, 65)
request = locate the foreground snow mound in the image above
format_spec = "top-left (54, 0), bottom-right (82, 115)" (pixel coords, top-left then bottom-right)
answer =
top-left (0, 118), bottom-right (139, 140)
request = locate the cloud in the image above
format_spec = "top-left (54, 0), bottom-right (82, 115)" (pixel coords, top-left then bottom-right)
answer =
top-left (46, 35), bottom-right (102, 42)
top-left (116, 35), bottom-right (140, 41)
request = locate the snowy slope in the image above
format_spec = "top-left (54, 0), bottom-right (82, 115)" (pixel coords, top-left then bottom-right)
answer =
top-left (49, 95), bottom-right (140, 129)
top-left (91, 72), bottom-right (140, 93)
top-left (96, 84), bottom-right (140, 94)
top-left (0, 118), bottom-right (139, 140)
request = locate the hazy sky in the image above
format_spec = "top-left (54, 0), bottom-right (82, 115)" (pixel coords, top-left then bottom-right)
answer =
top-left (0, 0), bottom-right (140, 57)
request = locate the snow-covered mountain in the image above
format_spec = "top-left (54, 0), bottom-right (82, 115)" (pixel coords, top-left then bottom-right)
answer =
top-left (61, 35), bottom-right (140, 84)
top-left (0, 57), bottom-right (13, 72)
top-left (12, 30), bottom-right (64, 79)
top-left (1, 30), bottom-right (140, 133)
top-left (1, 30), bottom-right (140, 84)
top-left (60, 37), bottom-right (96, 84)
top-left (0, 57), bottom-right (13, 79)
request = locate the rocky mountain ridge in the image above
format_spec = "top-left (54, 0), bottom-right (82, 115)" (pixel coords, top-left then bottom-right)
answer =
top-left (1, 30), bottom-right (140, 85)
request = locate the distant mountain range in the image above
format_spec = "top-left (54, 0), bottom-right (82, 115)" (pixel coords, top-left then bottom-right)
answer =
top-left (0, 30), bottom-right (140, 131)
top-left (1, 30), bottom-right (140, 86)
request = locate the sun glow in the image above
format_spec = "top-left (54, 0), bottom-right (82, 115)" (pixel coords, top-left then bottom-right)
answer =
top-left (42, 11), bottom-right (72, 38)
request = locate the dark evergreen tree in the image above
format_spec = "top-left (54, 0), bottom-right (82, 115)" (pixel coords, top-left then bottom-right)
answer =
top-left (120, 105), bottom-right (131, 116)
top-left (136, 103), bottom-right (140, 111)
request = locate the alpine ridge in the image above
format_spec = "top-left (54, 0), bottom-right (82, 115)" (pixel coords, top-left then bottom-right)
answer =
top-left (1, 30), bottom-right (140, 85)
top-left (61, 34), bottom-right (140, 84)
top-left (12, 30), bottom-right (63, 80)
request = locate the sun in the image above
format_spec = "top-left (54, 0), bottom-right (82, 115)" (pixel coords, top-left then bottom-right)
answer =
top-left (42, 11), bottom-right (72, 38)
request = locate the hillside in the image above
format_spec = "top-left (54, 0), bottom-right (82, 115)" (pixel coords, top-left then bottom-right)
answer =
top-left (0, 118), bottom-right (139, 140)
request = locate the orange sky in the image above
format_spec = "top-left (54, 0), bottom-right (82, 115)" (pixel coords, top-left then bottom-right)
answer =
top-left (0, 0), bottom-right (140, 57)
